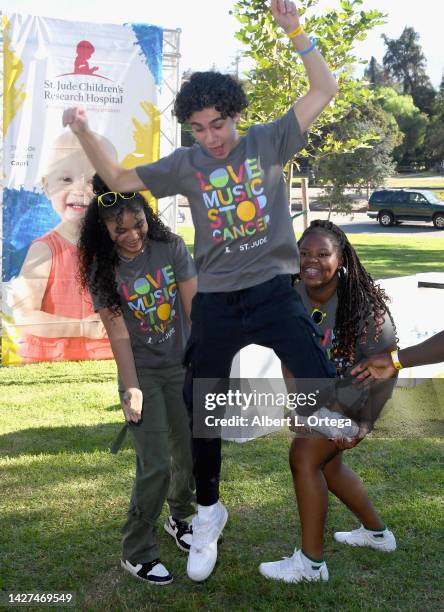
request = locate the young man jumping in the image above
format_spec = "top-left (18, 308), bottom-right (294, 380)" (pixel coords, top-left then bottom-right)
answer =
top-left (63, 0), bottom-right (338, 583)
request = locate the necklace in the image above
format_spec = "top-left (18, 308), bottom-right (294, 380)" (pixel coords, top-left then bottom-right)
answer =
top-left (118, 246), bottom-right (146, 262)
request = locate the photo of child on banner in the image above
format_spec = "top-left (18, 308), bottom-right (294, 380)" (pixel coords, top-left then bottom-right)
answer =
top-left (10, 133), bottom-right (117, 363)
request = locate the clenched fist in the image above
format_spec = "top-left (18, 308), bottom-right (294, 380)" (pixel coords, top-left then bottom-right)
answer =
top-left (62, 106), bottom-right (90, 135)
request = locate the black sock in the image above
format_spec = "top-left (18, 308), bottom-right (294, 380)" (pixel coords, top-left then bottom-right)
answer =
top-left (301, 550), bottom-right (323, 567)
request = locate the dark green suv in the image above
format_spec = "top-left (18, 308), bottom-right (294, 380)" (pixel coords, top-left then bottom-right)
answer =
top-left (367, 189), bottom-right (444, 228)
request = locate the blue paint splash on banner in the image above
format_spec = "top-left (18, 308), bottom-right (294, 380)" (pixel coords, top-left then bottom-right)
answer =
top-left (130, 23), bottom-right (163, 87)
top-left (2, 187), bottom-right (60, 282)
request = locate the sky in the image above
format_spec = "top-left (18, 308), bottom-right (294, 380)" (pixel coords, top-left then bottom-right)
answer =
top-left (2, 0), bottom-right (443, 87)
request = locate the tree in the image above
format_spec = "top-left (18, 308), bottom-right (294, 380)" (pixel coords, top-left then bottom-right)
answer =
top-left (377, 87), bottom-right (429, 168)
top-left (364, 56), bottom-right (391, 88)
top-left (234, 0), bottom-right (386, 161)
top-left (424, 118), bottom-right (444, 169)
top-left (317, 102), bottom-right (402, 216)
top-left (382, 27), bottom-right (436, 115)
top-left (424, 91), bottom-right (444, 168)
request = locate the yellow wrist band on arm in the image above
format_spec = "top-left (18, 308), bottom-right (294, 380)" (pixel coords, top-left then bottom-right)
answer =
top-left (287, 25), bottom-right (304, 39)
top-left (390, 350), bottom-right (403, 370)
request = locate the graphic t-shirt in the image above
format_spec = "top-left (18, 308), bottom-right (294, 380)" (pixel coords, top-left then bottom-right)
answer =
top-left (136, 109), bottom-right (306, 292)
top-left (91, 236), bottom-right (196, 369)
top-left (295, 282), bottom-right (397, 368)
top-left (295, 282), bottom-right (397, 423)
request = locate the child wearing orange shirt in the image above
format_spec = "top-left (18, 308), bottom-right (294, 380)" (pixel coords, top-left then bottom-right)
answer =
top-left (12, 131), bottom-right (116, 362)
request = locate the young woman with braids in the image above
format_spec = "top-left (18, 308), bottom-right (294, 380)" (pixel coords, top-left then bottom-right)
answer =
top-left (260, 220), bottom-right (398, 584)
top-left (78, 175), bottom-right (197, 585)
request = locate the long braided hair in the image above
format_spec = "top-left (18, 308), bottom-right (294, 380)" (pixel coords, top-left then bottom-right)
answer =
top-left (298, 220), bottom-right (397, 375)
top-left (78, 174), bottom-right (173, 315)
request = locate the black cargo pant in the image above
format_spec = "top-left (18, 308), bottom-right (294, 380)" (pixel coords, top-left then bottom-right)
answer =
top-left (183, 274), bottom-right (336, 505)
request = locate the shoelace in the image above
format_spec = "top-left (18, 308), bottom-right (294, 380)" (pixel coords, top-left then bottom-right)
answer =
top-left (140, 558), bottom-right (161, 574)
top-left (191, 516), bottom-right (216, 549)
top-left (174, 518), bottom-right (192, 538)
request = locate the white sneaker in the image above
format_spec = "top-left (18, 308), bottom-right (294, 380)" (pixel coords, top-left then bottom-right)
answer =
top-left (334, 525), bottom-right (396, 552)
top-left (187, 501), bottom-right (228, 582)
top-left (121, 559), bottom-right (173, 585)
top-left (259, 549), bottom-right (329, 583)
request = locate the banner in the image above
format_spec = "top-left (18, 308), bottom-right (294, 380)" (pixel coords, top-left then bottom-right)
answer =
top-left (2, 13), bottom-right (163, 366)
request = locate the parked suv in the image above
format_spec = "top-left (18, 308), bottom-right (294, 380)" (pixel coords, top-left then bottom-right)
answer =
top-left (367, 189), bottom-right (444, 228)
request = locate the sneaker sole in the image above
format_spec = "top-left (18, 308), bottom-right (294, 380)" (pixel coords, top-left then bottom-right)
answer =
top-left (120, 560), bottom-right (173, 585)
top-left (163, 521), bottom-right (190, 553)
top-left (259, 567), bottom-right (327, 583)
top-left (334, 533), bottom-right (396, 552)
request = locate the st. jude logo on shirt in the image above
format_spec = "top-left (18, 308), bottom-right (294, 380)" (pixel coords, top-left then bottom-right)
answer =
top-left (195, 156), bottom-right (271, 243)
top-left (119, 264), bottom-right (177, 343)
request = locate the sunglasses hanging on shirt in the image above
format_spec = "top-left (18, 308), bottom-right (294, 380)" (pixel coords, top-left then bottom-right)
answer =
top-left (311, 308), bottom-right (327, 325)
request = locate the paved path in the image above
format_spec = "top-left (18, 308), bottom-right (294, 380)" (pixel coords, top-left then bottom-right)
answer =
top-left (292, 211), bottom-right (444, 237)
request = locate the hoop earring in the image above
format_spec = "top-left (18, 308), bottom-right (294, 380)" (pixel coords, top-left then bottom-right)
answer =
top-left (338, 266), bottom-right (347, 280)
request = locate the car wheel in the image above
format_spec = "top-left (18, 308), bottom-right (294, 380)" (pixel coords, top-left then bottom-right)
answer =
top-left (433, 214), bottom-right (444, 229)
top-left (379, 211), bottom-right (394, 226)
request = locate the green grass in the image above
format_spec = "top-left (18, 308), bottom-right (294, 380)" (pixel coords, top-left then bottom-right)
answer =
top-left (2, 234), bottom-right (443, 609)
top-left (0, 362), bottom-right (442, 610)
top-left (345, 235), bottom-right (444, 279)
top-left (385, 174), bottom-right (444, 188)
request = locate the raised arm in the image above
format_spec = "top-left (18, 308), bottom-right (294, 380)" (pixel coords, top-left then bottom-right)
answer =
top-left (271, 0), bottom-right (338, 132)
top-left (62, 107), bottom-right (146, 192)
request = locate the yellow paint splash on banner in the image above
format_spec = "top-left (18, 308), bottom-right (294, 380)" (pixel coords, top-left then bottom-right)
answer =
top-left (1, 314), bottom-right (23, 366)
top-left (122, 101), bottom-right (161, 211)
top-left (2, 16), bottom-right (27, 137)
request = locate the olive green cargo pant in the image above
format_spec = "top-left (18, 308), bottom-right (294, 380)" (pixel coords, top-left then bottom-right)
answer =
top-left (119, 365), bottom-right (195, 563)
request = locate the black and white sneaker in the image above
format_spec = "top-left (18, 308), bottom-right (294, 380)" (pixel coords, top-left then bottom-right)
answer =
top-left (164, 515), bottom-right (193, 552)
top-left (121, 559), bottom-right (173, 585)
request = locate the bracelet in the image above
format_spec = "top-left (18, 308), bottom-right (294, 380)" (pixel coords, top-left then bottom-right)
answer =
top-left (390, 350), bottom-right (403, 370)
top-left (298, 36), bottom-right (318, 56)
top-left (287, 24), bottom-right (304, 39)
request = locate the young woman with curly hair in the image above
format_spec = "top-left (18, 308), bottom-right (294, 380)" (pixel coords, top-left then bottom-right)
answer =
top-left (260, 220), bottom-right (398, 583)
top-left (78, 176), bottom-right (197, 585)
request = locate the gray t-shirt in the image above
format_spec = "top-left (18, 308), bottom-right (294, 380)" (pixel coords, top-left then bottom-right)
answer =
top-left (136, 109), bottom-right (306, 292)
top-left (92, 235), bottom-right (196, 369)
top-left (295, 282), bottom-right (397, 423)
top-left (295, 282), bottom-right (396, 366)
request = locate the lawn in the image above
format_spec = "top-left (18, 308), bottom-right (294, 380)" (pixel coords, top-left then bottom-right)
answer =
top-left (1, 233), bottom-right (443, 610)
top-left (385, 173), bottom-right (444, 189)
top-left (0, 361), bottom-right (442, 610)
top-left (344, 234), bottom-right (444, 279)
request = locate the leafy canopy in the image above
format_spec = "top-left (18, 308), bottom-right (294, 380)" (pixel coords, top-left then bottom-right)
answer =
top-left (234, 0), bottom-right (386, 159)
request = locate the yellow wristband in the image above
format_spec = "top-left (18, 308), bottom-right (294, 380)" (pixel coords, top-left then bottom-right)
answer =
top-left (390, 350), bottom-right (403, 370)
top-left (287, 25), bottom-right (304, 39)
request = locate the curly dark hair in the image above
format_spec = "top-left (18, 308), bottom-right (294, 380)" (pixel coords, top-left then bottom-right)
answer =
top-left (174, 71), bottom-right (248, 123)
top-left (78, 174), bottom-right (173, 314)
top-left (298, 220), bottom-right (397, 374)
